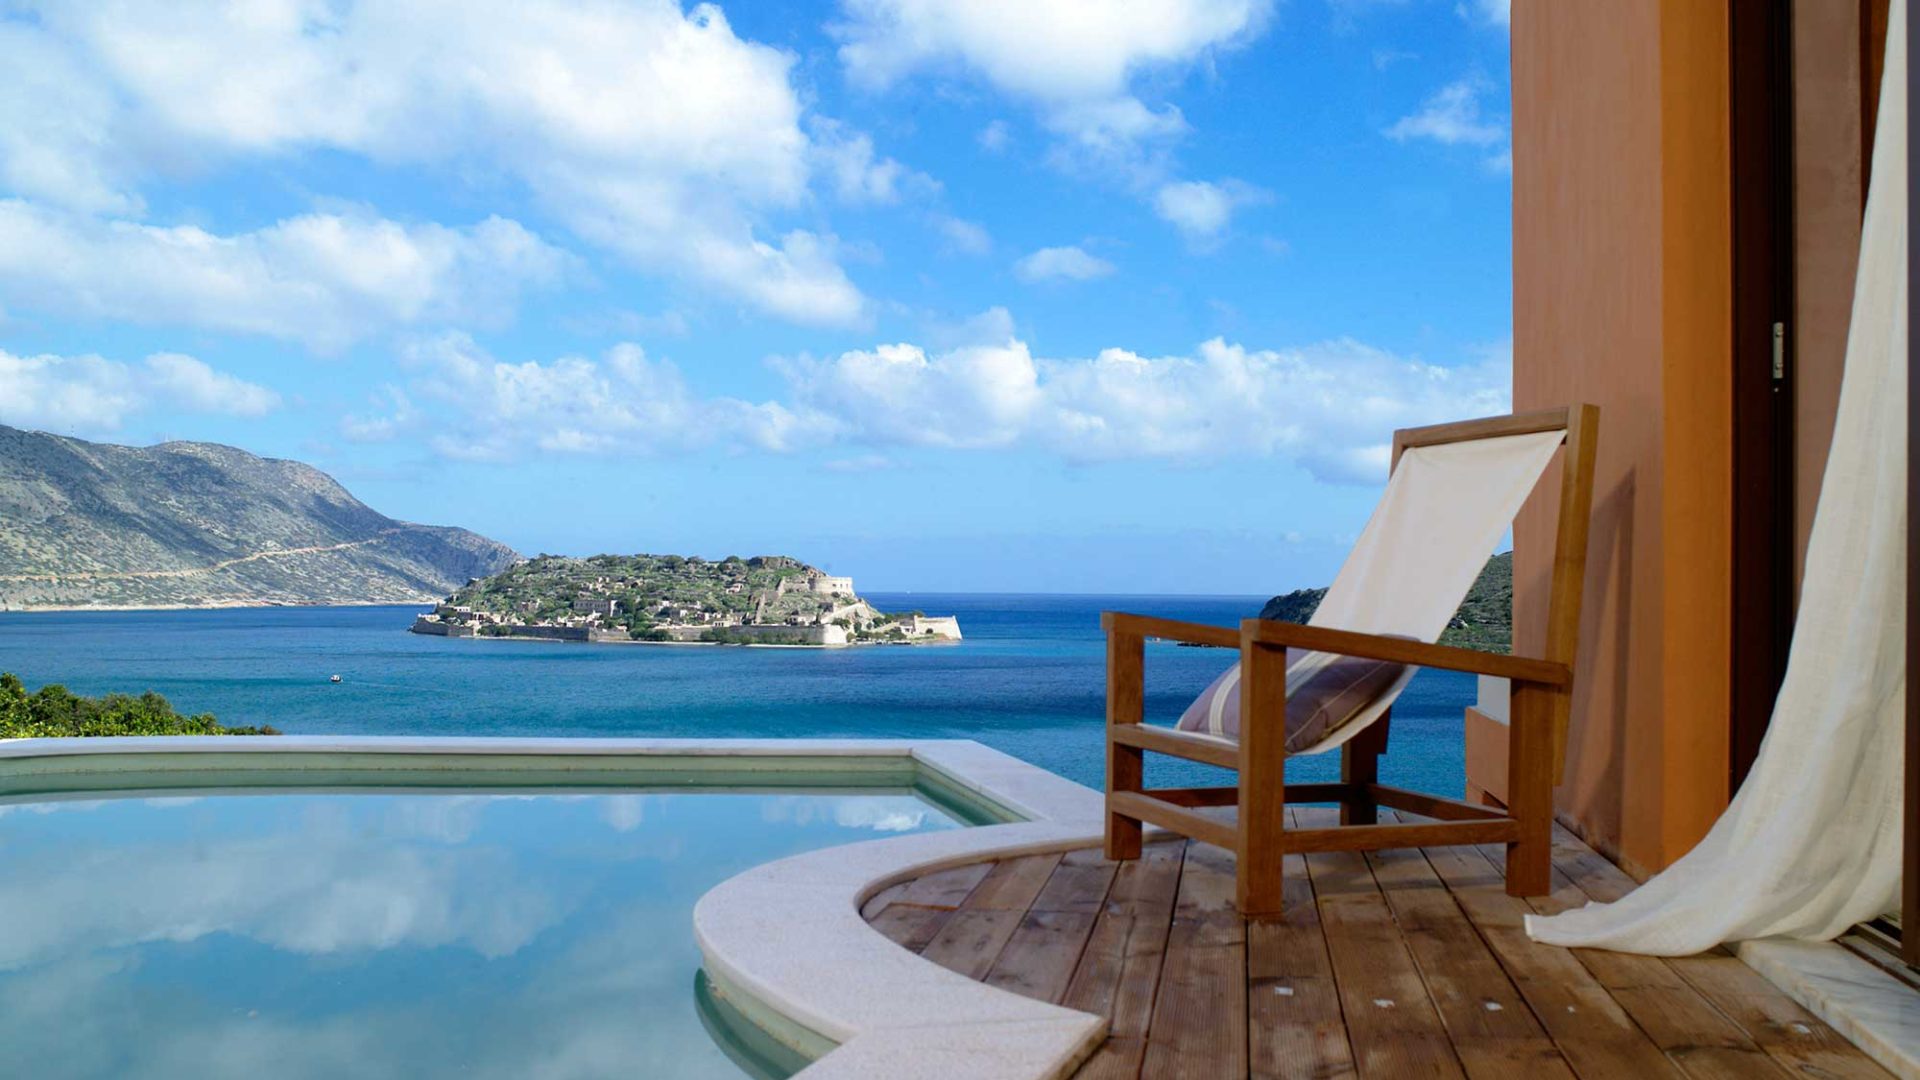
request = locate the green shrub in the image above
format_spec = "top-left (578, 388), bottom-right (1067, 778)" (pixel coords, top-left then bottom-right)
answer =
top-left (0, 673), bottom-right (278, 738)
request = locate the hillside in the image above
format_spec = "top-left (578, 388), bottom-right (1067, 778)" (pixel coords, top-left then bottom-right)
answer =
top-left (0, 425), bottom-right (518, 609)
top-left (1259, 551), bottom-right (1514, 653)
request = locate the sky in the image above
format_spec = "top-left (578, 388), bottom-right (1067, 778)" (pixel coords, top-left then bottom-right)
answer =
top-left (0, 0), bottom-right (1514, 595)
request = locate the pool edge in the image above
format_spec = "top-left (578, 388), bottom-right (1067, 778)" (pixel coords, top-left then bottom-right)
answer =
top-left (694, 740), bottom-right (1112, 1080)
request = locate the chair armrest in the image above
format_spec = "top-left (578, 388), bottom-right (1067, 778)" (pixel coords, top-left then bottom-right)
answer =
top-left (1239, 619), bottom-right (1570, 688)
top-left (1101, 611), bottom-right (1240, 649)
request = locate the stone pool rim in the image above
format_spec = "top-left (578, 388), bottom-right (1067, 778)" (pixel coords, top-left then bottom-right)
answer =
top-left (0, 735), bottom-right (1111, 1079)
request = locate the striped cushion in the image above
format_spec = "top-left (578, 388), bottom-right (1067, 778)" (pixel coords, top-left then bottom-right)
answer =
top-left (1175, 653), bottom-right (1408, 754)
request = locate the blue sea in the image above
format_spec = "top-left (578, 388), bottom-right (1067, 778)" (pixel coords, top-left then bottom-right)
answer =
top-left (0, 595), bottom-right (1472, 795)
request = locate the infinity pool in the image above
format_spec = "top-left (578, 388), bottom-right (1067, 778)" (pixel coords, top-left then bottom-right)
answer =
top-left (0, 758), bottom-right (996, 1079)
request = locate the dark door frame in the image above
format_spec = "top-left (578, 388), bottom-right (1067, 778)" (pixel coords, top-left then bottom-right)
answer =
top-left (1728, 0), bottom-right (1799, 792)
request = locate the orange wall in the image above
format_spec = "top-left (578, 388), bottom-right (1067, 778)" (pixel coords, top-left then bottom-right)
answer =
top-left (1510, 0), bottom-right (1734, 878)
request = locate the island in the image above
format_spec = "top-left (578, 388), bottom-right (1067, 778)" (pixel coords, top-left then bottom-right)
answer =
top-left (409, 553), bottom-right (961, 647)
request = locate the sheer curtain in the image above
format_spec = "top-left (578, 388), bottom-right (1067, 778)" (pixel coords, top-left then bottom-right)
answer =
top-left (1527, 0), bottom-right (1908, 954)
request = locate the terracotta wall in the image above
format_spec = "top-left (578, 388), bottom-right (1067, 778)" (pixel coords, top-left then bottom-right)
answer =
top-left (1510, 0), bottom-right (1735, 878)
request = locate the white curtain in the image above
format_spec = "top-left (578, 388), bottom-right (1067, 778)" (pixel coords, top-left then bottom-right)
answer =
top-left (1527, 0), bottom-right (1908, 954)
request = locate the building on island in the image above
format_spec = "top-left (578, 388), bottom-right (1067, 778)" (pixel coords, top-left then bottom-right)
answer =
top-left (800, 573), bottom-right (854, 596)
top-left (898, 614), bottom-right (962, 641)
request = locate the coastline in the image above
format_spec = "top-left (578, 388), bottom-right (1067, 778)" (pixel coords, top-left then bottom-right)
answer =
top-left (415, 629), bottom-right (961, 649)
top-left (1, 598), bottom-right (438, 614)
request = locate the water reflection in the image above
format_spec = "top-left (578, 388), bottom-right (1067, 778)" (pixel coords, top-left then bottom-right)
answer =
top-left (0, 788), bottom-right (961, 1079)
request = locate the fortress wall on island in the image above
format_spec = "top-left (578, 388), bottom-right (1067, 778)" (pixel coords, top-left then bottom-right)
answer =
top-left (658, 624), bottom-right (849, 645)
top-left (725, 623), bottom-right (849, 645)
top-left (900, 615), bottom-right (962, 641)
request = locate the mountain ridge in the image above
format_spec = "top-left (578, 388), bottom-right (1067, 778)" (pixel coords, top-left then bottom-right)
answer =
top-left (0, 424), bottom-right (519, 610)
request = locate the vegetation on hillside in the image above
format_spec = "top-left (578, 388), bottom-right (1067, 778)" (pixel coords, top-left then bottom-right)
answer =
top-left (1258, 551), bottom-right (1514, 653)
top-left (447, 553), bottom-right (863, 639)
top-left (0, 673), bottom-right (278, 738)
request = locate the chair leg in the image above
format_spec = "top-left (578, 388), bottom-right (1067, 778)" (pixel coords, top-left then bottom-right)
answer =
top-left (1505, 685), bottom-right (1554, 896)
top-left (1236, 631), bottom-right (1287, 917)
top-left (1105, 627), bottom-right (1146, 862)
top-left (1340, 709), bottom-right (1390, 825)
top-left (1105, 739), bottom-right (1144, 862)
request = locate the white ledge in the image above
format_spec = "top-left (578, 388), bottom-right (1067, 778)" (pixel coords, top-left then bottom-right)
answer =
top-left (1739, 938), bottom-right (1920, 1079)
top-left (696, 740), bottom-right (1112, 1079)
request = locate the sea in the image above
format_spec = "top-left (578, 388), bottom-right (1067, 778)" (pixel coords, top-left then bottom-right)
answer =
top-left (0, 594), bottom-right (1473, 795)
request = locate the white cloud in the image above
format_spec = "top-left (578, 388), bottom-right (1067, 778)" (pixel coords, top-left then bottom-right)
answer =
top-left (1013, 245), bottom-right (1116, 283)
top-left (1459, 0), bottom-right (1511, 28)
top-left (339, 387), bottom-right (420, 444)
top-left (1329, 0), bottom-right (1414, 27)
top-left (365, 316), bottom-right (1509, 484)
top-left (0, 1), bottom-right (879, 327)
top-left (835, 0), bottom-right (1270, 172)
top-left (141, 354), bottom-right (281, 417)
top-left (1152, 179), bottom-right (1270, 245)
top-left (0, 200), bottom-right (565, 352)
top-left (932, 214), bottom-right (993, 255)
top-left (0, 349), bottom-right (280, 434)
top-left (809, 117), bottom-right (938, 205)
top-left (1385, 75), bottom-right (1507, 147)
top-left (977, 120), bottom-right (1012, 153)
top-left (779, 339), bottom-right (1043, 448)
top-left (377, 333), bottom-right (808, 461)
top-left (782, 331), bottom-right (1510, 481)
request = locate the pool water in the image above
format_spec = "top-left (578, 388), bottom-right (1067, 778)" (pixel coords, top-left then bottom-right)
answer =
top-left (0, 776), bottom-right (973, 1079)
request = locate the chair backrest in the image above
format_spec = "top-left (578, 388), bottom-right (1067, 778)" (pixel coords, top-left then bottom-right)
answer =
top-left (1291, 405), bottom-right (1599, 763)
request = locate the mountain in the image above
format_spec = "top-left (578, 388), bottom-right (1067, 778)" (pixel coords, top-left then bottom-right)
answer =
top-left (0, 425), bottom-right (519, 610)
top-left (1258, 551), bottom-right (1514, 653)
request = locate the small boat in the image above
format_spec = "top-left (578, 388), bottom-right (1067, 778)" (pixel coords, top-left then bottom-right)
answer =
top-left (329, 674), bottom-right (342, 684)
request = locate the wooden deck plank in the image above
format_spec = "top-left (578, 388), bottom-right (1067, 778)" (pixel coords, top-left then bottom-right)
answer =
top-left (1367, 813), bottom-right (1572, 1080)
top-left (1073, 1038), bottom-right (1148, 1080)
top-left (978, 847), bottom-right (1128, 1007)
top-left (1511, 855), bottom-right (1791, 1080)
top-left (1140, 840), bottom-right (1249, 1079)
top-left (1035, 847), bottom-right (1123, 916)
top-left (1061, 840), bottom-right (1185, 1080)
top-left (968, 852), bottom-right (1068, 910)
top-left (860, 882), bottom-right (908, 921)
top-left (1519, 834), bottom-right (1891, 1079)
top-left (895, 861), bottom-right (993, 909)
top-left (987, 910), bottom-right (1102, 1004)
top-left (1420, 839), bottom-right (1684, 1080)
top-left (1300, 808), bottom-right (1466, 1080)
top-left (1247, 846), bottom-right (1357, 1079)
top-left (1666, 951), bottom-right (1893, 1080)
top-left (866, 901), bottom-right (955, 953)
top-left (920, 908), bottom-right (1026, 980)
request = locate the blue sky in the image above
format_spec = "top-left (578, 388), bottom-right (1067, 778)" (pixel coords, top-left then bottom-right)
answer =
top-left (0, 0), bottom-right (1513, 594)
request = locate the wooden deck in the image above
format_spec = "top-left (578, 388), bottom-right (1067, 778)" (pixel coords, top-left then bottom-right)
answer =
top-left (860, 808), bottom-right (1892, 1079)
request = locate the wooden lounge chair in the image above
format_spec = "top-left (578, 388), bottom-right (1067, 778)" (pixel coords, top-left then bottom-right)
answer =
top-left (1102, 405), bottom-right (1599, 916)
